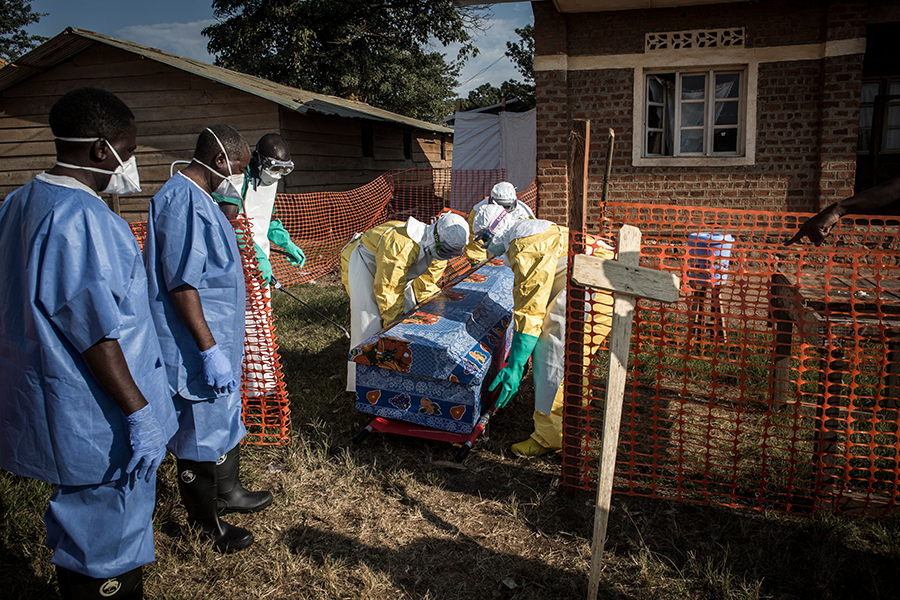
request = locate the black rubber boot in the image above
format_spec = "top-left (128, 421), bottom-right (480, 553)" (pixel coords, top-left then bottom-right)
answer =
top-left (56, 565), bottom-right (142, 599)
top-left (176, 458), bottom-right (254, 553)
top-left (216, 445), bottom-right (274, 515)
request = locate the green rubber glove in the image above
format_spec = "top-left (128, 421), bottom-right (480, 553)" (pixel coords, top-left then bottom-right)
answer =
top-left (268, 219), bottom-right (306, 268)
top-left (254, 243), bottom-right (273, 285)
top-left (489, 331), bottom-right (539, 408)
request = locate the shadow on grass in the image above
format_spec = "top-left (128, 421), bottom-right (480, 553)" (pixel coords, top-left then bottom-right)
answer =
top-left (280, 487), bottom-right (636, 600)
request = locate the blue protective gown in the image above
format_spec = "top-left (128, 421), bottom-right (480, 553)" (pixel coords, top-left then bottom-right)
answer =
top-left (143, 173), bottom-right (247, 461)
top-left (0, 173), bottom-right (178, 577)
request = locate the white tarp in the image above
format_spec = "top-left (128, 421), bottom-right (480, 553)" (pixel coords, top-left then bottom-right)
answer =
top-left (450, 109), bottom-right (536, 211)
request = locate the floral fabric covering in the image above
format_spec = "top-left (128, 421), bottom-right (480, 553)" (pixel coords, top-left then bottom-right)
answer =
top-left (351, 260), bottom-right (514, 433)
top-left (349, 261), bottom-right (515, 386)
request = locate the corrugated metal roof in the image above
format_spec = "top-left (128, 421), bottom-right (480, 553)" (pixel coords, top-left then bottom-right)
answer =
top-left (0, 27), bottom-right (453, 134)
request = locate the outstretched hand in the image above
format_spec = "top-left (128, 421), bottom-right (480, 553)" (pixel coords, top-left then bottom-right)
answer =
top-left (785, 205), bottom-right (843, 246)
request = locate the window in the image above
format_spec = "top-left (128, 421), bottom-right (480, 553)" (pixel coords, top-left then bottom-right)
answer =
top-left (361, 123), bottom-right (374, 158)
top-left (644, 68), bottom-right (744, 158)
top-left (858, 78), bottom-right (900, 154)
top-left (403, 131), bottom-right (412, 160)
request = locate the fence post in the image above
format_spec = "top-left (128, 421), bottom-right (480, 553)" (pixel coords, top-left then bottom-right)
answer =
top-left (564, 119), bottom-right (591, 482)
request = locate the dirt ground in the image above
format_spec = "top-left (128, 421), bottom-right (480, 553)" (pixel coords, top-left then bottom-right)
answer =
top-left (2, 277), bottom-right (899, 600)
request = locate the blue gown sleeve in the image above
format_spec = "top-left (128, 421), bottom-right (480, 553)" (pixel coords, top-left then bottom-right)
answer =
top-left (154, 186), bottom-right (209, 291)
top-left (35, 204), bottom-right (126, 354)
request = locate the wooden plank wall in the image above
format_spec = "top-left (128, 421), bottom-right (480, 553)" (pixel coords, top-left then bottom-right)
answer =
top-left (279, 109), bottom-right (452, 194)
top-left (0, 42), bottom-right (453, 220)
top-left (0, 44), bottom-right (279, 222)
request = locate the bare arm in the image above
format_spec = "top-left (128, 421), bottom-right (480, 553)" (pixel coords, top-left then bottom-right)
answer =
top-left (787, 174), bottom-right (900, 246)
top-left (170, 284), bottom-right (216, 351)
top-left (81, 338), bottom-right (147, 416)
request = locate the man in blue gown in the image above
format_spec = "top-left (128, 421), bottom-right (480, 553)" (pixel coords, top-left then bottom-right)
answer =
top-left (144, 125), bottom-right (272, 553)
top-left (0, 88), bottom-right (176, 599)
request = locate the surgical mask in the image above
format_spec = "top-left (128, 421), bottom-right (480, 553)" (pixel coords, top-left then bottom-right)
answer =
top-left (192, 127), bottom-right (244, 200)
top-left (259, 168), bottom-right (281, 187)
top-left (55, 136), bottom-right (142, 195)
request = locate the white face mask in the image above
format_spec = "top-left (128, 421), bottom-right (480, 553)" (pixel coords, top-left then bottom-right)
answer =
top-left (55, 136), bottom-right (142, 195)
top-left (192, 128), bottom-right (243, 200)
top-left (259, 168), bottom-right (281, 187)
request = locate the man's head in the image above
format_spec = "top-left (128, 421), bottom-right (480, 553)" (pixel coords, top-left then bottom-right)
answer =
top-left (49, 87), bottom-right (138, 193)
top-left (472, 203), bottom-right (514, 258)
top-left (194, 124), bottom-right (251, 178)
top-left (423, 212), bottom-right (469, 260)
top-left (489, 181), bottom-right (517, 209)
top-left (252, 133), bottom-right (293, 185)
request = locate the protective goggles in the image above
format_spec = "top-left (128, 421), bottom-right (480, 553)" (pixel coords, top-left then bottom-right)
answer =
top-left (478, 211), bottom-right (508, 247)
top-left (260, 154), bottom-right (294, 176)
top-left (433, 224), bottom-right (457, 260)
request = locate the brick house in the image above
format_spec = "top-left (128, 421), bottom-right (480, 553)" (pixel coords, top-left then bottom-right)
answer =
top-left (466, 0), bottom-right (899, 224)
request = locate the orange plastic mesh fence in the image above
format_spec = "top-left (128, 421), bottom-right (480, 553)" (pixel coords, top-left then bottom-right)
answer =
top-left (129, 217), bottom-right (292, 445)
top-left (270, 169), bottom-right (539, 287)
top-left (562, 204), bottom-right (900, 517)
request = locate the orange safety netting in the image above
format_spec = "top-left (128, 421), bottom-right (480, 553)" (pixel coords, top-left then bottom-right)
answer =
top-left (563, 204), bottom-right (900, 517)
top-left (271, 169), bottom-right (537, 287)
top-left (129, 217), bottom-right (291, 445)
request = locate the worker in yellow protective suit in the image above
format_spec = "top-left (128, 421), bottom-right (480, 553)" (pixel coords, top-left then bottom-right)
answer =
top-left (472, 204), bottom-right (614, 457)
top-left (418, 181), bottom-right (536, 292)
top-left (340, 213), bottom-right (469, 391)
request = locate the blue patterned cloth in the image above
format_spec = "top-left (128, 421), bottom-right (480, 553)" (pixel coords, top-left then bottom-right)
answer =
top-left (351, 261), bottom-right (514, 433)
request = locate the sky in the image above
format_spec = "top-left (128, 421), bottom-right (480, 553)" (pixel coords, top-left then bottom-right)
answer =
top-left (24, 0), bottom-right (534, 97)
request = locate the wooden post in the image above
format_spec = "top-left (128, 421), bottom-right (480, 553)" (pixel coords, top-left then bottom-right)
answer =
top-left (564, 119), bottom-right (590, 473)
top-left (569, 226), bottom-right (680, 600)
top-left (568, 119), bottom-right (590, 251)
top-left (600, 129), bottom-right (615, 222)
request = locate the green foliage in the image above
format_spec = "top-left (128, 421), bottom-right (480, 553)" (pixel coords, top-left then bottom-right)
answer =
top-left (203, 0), bottom-right (486, 123)
top-left (459, 24), bottom-right (535, 113)
top-left (505, 24), bottom-right (533, 83)
top-left (0, 0), bottom-right (46, 63)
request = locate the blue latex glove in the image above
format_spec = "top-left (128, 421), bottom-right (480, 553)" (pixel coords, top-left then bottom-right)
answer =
top-left (125, 403), bottom-right (167, 482)
top-left (268, 219), bottom-right (306, 269)
top-left (489, 331), bottom-right (539, 408)
top-left (199, 344), bottom-right (237, 395)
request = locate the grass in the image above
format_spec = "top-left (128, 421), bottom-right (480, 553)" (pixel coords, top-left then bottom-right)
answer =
top-left (1, 273), bottom-right (899, 599)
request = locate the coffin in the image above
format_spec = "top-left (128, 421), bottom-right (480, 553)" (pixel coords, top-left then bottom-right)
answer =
top-left (350, 260), bottom-right (514, 433)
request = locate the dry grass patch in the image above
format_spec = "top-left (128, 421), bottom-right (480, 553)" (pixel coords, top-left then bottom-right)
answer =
top-left (2, 276), bottom-right (898, 599)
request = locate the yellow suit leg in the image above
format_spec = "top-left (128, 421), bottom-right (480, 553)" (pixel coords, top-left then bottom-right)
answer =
top-left (530, 270), bottom-right (615, 450)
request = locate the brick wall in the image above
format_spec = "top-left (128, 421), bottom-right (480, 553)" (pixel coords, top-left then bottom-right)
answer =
top-left (532, 0), bottom-right (868, 224)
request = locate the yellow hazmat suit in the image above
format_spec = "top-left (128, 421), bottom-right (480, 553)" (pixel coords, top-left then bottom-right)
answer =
top-left (340, 219), bottom-right (434, 391)
top-left (419, 197), bottom-right (535, 297)
top-left (502, 222), bottom-right (614, 453)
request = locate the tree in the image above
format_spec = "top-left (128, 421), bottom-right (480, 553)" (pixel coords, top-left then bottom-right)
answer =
top-left (505, 24), bottom-right (533, 83)
top-left (0, 0), bottom-right (46, 63)
top-left (459, 25), bottom-right (535, 113)
top-left (203, 1), bottom-right (486, 123)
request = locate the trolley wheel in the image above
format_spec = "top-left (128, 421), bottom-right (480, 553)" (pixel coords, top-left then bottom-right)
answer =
top-left (455, 444), bottom-right (472, 463)
top-left (353, 426), bottom-right (373, 445)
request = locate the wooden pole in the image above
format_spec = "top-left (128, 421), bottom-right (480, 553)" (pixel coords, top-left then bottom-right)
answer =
top-left (586, 224), bottom-right (642, 600)
top-left (567, 119), bottom-right (590, 251)
top-left (564, 119), bottom-right (591, 473)
top-left (599, 129), bottom-right (615, 221)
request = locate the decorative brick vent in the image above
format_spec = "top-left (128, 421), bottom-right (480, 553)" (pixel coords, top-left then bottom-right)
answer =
top-left (646, 28), bottom-right (744, 51)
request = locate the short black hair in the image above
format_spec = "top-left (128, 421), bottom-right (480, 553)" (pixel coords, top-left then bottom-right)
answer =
top-left (48, 88), bottom-right (134, 140)
top-left (256, 133), bottom-right (290, 161)
top-left (194, 124), bottom-right (247, 162)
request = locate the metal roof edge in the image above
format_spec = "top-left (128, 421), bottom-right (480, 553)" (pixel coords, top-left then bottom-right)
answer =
top-left (0, 27), bottom-right (453, 135)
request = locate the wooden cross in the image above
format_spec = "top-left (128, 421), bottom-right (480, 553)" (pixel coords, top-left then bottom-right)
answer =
top-left (571, 225), bottom-right (680, 600)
